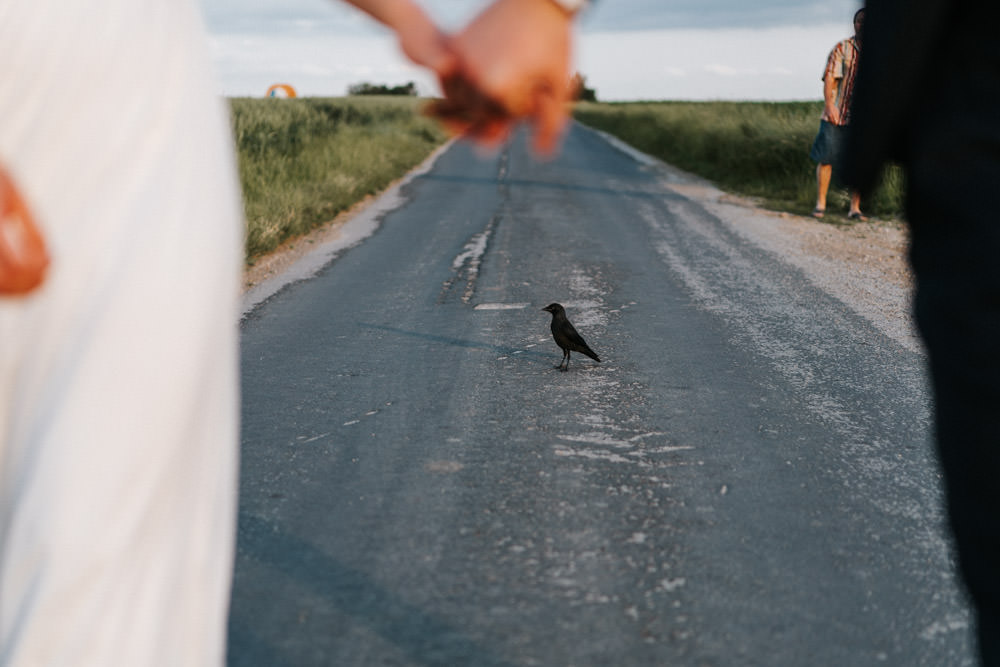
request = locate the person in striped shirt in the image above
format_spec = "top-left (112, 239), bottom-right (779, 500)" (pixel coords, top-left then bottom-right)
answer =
top-left (810, 8), bottom-right (865, 220)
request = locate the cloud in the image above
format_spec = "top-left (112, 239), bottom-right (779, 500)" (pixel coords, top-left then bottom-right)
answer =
top-left (207, 29), bottom-right (437, 97)
top-left (703, 64), bottom-right (741, 77)
top-left (702, 64), bottom-right (795, 78)
top-left (199, 0), bottom-right (865, 35)
top-left (577, 24), bottom-right (848, 101)
top-left (200, 1), bottom-right (856, 101)
top-left (581, 0), bottom-right (862, 31)
top-left (200, 0), bottom-right (385, 36)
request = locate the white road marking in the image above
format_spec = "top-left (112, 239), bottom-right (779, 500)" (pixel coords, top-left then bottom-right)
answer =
top-left (474, 302), bottom-right (531, 310)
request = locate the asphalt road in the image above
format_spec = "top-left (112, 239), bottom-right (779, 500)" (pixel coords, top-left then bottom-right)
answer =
top-left (231, 125), bottom-right (974, 666)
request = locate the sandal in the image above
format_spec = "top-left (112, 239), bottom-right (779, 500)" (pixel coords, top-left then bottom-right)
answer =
top-left (847, 211), bottom-right (868, 221)
top-left (811, 208), bottom-right (825, 219)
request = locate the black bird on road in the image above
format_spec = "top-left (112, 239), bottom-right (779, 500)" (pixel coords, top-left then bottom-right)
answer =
top-left (542, 303), bottom-right (601, 371)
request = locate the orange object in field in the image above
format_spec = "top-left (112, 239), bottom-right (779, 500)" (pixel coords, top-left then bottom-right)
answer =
top-left (266, 84), bottom-right (297, 98)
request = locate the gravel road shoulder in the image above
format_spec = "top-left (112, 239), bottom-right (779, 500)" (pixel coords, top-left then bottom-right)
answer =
top-left (675, 182), bottom-right (918, 353)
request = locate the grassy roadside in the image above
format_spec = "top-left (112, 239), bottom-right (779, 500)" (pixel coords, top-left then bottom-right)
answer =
top-left (231, 96), bottom-right (448, 261)
top-left (573, 101), bottom-right (905, 221)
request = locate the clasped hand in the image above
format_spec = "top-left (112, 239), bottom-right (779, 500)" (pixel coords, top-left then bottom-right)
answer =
top-left (398, 0), bottom-right (574, 157)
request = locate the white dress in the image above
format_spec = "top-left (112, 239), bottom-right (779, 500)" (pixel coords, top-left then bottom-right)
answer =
top-left (0, 1), bottom-right (241, 664)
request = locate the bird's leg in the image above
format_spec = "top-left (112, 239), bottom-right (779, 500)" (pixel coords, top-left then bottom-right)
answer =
top-left (561, 350), bottom-right (570, 371)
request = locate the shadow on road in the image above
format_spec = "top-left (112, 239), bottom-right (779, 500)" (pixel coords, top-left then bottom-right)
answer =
top-left (360, 322), bottom-right (553, 366)
top-left (417, 172), bottom-right (682, 203)
top-left (229, 513), bottom-right (518, 667)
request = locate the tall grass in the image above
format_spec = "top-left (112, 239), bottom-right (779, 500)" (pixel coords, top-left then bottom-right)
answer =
top-left (574, 101), bottom-right (905, 220)
top-left (231, 96), bottom-right (448, 260)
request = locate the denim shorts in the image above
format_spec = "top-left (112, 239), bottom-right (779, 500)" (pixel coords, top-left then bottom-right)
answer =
top-left (809, 120), bottom-right (846, 165)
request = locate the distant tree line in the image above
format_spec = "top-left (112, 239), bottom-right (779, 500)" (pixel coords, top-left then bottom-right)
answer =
top-left (571, 73), bottom-right (597, 102)
top-left (347, 75), bottom-right (596, 101)
top-left (347, 81), bottom-right (418, 96)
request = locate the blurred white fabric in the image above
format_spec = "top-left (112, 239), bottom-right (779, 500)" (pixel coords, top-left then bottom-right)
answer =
top-left (0, 1), bottom-right (242, 664)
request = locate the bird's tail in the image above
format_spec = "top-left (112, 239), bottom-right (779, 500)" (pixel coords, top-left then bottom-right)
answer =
top-left (583, 348), bottom-right (601, 363)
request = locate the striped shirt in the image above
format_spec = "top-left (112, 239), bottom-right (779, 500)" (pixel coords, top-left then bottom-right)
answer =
top-left (821, 37), bottom-right (860, 126)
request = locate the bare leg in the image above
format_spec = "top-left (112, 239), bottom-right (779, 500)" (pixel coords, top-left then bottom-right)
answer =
top-left (848, 191), bottom-right (867, 219)
top-left (815, 163), bottom-right (833, 216)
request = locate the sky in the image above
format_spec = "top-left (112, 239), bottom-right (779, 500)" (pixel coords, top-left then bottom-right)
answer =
top-left (199, 0), bottom-right (863, 101)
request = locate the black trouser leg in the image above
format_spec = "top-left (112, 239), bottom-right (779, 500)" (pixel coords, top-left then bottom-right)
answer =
top-left (908, 144), bottom-right (1000, 665)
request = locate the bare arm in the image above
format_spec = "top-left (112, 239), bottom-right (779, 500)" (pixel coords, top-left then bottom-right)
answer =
top-left (824, 73), bottom-right (841, 125)
top-left (336, 0), bottom-right (455, 75)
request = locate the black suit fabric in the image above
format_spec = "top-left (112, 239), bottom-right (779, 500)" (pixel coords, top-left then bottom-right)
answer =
top-left (846, 3), bottom-right (1000, 664)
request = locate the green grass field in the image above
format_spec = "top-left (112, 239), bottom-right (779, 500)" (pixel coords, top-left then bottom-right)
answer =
top-left (230, 96), bottom-right (448, 260)
top-left (573, 101), bottom-right (905, 221)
